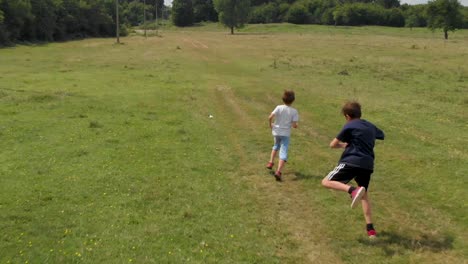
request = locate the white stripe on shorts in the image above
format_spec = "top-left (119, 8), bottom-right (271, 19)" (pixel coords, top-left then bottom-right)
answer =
top-left (326, 163), bottom-right (346, 180)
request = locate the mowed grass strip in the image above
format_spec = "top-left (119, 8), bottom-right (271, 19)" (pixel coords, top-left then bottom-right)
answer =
top-left (1, 24), bottom-right (467, 263)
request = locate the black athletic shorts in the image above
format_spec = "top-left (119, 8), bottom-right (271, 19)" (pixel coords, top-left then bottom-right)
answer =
top-left (325, 163), bottom-right (373, 190)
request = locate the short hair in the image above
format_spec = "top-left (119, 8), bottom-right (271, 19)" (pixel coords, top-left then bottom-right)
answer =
top-left (282, 90), bottom-right (295, 104)
top-left (342, 101), bottom-right (361, 119)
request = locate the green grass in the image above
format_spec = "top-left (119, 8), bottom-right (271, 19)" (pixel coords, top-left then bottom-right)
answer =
top-left (242, 23), bottom-right (468, 39)
top-left (0, 24), bottom-right (467, 263)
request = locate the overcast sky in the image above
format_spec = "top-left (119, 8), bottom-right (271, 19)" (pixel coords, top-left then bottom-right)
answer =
top-left (164, 0), bottom-right (468, 7)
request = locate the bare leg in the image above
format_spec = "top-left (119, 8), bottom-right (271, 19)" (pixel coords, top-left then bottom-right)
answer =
top-left (269, 150), bottom-right (277, 164)
top-left (361, 192), bottom-right (372, 224)
top-left (277, 159), bottom-right (286, 173)
top-left (321, 176), bottom-right (352, 192)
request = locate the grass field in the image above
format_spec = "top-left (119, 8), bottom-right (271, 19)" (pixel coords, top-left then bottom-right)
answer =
top-left (0, 24), bottom-right (467, 263)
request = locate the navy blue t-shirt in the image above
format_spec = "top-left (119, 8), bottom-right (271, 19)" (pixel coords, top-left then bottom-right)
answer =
top-left (336, 119), bottom-right (385, 170)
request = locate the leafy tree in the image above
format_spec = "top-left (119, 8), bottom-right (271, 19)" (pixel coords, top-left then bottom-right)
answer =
top-left (333, 3), bottom-right (371, 26)
top-left (79, 0), bottom-right (114, 37)
top-left (405, 14), bottom-right (418, 29)
top-left (214, 0), bottom-right (251, 34)
top-left (287, 1), bottom-right (310, 24)
top-left (193, 0), bottom-right (218, 22)
top-left (333, 2), bottom-right (403, 26)
top-left (28, 0), bottom-right (58, 41)
top-left (277, 2), bottom-right (290, 22)
top-left (375, 0), bottom-right (400, 9)
top-left (384, 8), bottom-right (404, 27)
top-left (426, 0), bottom-right (463, 39)
top-left (172, 0), bottom-right (194, 26)
top-left (126, 1), bottom-right (148, 26)
top-left (144, 0), bottom-right (164, 21)
top-left (402, 4), bottom-right (428, 28)
top-left (321, 8), bottom-right (335, 25)
top-left (462, 7), bottom-right (468, 28)
top-left (250, 2), bottom-right (279, 23)
top-left (0, 0), bottom-right (33, 41)
top-left (0, 7), bottom-right (6, 45)
top-left (251, 0), bottom-right (269, 5)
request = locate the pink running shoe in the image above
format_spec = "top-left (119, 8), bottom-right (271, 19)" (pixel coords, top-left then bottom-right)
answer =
top-left (266, 162), bottom-right (274, 170)
top-left (274, 171), bottom-right (282, 182)
top-left (367, 229), bottom-right (377, 238)
top-left (350, 187), bottom-right (366, 209)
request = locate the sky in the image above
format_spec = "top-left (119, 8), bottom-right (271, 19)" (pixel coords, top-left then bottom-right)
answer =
top-left (401, 0), bottom-right (468, 4)
top-left (164, 0), bottom-right (468, 7)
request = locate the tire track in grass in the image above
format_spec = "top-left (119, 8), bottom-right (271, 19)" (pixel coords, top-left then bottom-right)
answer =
top-left (211, 85), bottom-right (343, 264)
top-left (183, 38), bottom-right (209, 49)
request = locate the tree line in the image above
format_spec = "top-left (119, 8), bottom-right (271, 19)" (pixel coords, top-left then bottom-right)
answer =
top-left (0, 0), bottom-right (167, 46)
top-left (1, 0), bottom-right (467, 46)
top-left (175, 0), bottom-right (468, 37)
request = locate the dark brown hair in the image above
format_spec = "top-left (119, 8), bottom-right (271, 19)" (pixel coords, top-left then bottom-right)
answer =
top-left (282, 90), bottom-right (295, 105)
top-left (342, 101), bottom-right (361, 119)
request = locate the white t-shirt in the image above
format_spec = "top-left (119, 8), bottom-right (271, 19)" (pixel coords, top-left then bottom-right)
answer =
top-left (271, 105), bottom-right (299, 137)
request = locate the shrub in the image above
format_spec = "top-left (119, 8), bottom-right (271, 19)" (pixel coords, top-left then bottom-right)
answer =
top-left (287, 2), bottom-right (310, 24)
top-left (172, 0), bottom-right (194, 27)
top-left (250, 3), bottom-right (279, 23)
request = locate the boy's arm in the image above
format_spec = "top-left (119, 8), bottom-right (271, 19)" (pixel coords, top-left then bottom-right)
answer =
top-left (292, 111), bottom-right (299, 128)
top-left (375, 127), bottom-right (385, 140)
top-left (332, 126), bottom-right (348, 148)
top-left (329, 138), bottom-right (347, 148)
top-left (269, 113), bottom-right (275, 129)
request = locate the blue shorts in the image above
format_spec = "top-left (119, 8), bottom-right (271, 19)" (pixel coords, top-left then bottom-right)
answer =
top-left (272, 136), bottom-right (290, 161)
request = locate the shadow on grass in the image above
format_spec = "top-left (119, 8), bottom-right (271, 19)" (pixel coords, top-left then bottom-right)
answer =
top-left (292, 172), bottom-right (323, 181)
top-left (358, 230), bottom-right (454, 256)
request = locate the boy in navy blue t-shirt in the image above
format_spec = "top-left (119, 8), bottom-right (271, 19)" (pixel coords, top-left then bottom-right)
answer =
top-left (322, 101), bottom-right (384, 238)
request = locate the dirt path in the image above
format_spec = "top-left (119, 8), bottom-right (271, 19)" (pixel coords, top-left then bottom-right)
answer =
top-left (211, 86), bottom-right (343, 263)
top-left (183, 38), bottom-right (209, 49)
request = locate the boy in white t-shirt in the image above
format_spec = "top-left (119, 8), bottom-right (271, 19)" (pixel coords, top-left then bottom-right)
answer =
top-left (266, 90), bottom-right (299, 181)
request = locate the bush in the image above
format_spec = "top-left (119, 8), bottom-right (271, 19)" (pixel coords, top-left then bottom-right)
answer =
top-left (287, 2), bottom-right (310, 24)
top-left (462, 7), bottom-right (468, 29)
top-left (385, 8), bottom-right (405, 27)
top-left (172, 0), bottom-right (194, 27)
top-left (333, 3), bottom-right (404, 27)
top-left (250, 3), bottom-right (279, 23)
top-left (193, 0), bottom-right (218, 22)
top-left (402, 4), bottom-right (428, 28)
top-left (277, 3), bottom-right (290, 22)
top-left (321, 8), bottom-right (335, 25)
